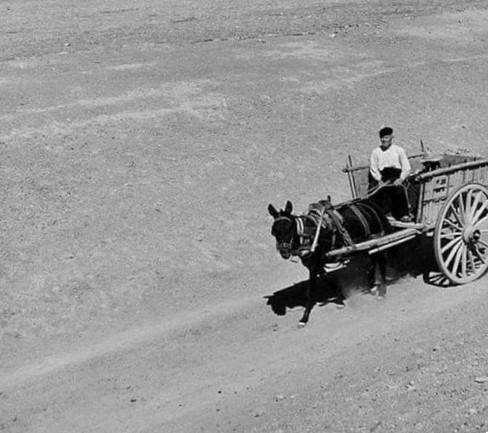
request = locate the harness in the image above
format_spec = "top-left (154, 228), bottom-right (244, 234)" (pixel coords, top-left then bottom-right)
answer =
top-left (307, 201), bottom-right (355, 248)
top-left (305, 200), bottom-right (382, 255)
top-left (273, 199), bottom-right (384, 260)
top-left (294, 215), bottom-right (315, 254)
top-left (351, 201), bottom-right (388, 237)
top-left (348, 203), bottom-right (371, 239)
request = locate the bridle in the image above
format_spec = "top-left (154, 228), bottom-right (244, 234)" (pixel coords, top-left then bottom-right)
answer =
top-left (272, 212), bottom-right (341, 258)
top-left (272, 215), bottom-right (314, 257)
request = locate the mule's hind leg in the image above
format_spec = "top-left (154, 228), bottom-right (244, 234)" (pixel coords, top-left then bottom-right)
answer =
top-left (374, 253), bottom-right (387, 298)
top-left (367, 261), bottom-right (378, 295)
top-left (368, 254), bottom-right (387, 298)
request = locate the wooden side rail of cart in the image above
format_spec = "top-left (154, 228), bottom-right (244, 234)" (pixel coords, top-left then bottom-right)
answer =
top-left (416, 158), bottom-right (488, 228)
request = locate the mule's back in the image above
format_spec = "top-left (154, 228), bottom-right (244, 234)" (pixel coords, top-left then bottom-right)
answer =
top-left (310, 198), bottom-right (391, 246)
top-left (340, 199), bottom-right (391, 238)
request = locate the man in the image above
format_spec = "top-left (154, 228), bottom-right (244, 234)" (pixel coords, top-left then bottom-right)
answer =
top-left (369, 127), bottom-right (413, 222)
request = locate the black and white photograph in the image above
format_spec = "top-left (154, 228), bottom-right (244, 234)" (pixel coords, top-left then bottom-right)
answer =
top-left (2, 1), bottom-right (488, 432)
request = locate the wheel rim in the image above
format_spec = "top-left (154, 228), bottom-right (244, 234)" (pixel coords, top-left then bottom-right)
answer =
top-left (434, 183), bottom-right (488, 284)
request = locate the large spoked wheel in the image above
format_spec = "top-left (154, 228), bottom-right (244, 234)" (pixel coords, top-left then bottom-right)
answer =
top-left (434, 183), bottom-right (488, 285)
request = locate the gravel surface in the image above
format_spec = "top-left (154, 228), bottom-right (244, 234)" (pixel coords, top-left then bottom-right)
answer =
top-left (1, 0), bottom-right (488, 432)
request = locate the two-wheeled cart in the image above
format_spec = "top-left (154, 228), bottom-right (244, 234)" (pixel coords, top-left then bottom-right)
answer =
top-left (335, 148), bottom-right (488, 284)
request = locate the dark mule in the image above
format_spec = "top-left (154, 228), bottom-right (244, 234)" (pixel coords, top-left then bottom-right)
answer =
top-left (268, 197), bottom-right (391, 326)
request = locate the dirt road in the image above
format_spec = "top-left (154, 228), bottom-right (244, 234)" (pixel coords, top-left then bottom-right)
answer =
top-left (1, 0), bottom-right (488, 432)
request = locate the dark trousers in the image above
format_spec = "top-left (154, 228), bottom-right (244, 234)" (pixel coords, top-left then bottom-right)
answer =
top-left (371, 185), bottom-right (410, 220)
top-left (406, 181), bottom-right (420, 218)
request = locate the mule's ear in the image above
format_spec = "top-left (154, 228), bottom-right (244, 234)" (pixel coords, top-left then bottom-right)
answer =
top-left (327, 195), bottom-right (331, 202)
top-left (285, 200), bottom-right (293, 214)
top-left (268, 204), bottom-right (279, 218)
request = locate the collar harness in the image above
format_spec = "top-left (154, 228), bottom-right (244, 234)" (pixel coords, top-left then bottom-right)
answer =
top-left (294, 200), bottom-right (373, 257)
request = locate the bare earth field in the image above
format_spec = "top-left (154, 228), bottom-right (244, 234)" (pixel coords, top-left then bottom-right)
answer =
top-left (2, 0), bottom-right (488, 432)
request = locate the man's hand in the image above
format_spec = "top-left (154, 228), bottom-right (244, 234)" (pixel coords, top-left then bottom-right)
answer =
top-left (393, 178), bottom-right (403, 186)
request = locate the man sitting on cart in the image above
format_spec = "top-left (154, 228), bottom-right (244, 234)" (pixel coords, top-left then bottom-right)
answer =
top-left (369, 126), bottom-right (414, 222)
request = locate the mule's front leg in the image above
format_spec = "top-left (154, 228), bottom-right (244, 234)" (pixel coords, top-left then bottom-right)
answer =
top-left (299, 270), bottom-right (317, 327)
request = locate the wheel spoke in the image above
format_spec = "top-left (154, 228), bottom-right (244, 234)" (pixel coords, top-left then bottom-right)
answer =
top-left (473, 246), bottom-right (487, 264)
top-left (472, 200), bottom-right (488, 225)
top-left (457, 193), bottom-right (466, 223)
top-left (442, 218), bottom-right (463, 232)
top-left (441, 236), bottom-right (462, 254)
top-left (440, 232), bottom-right (459, 240)
top-left (465, 188), bottom-right (474, 222)
top-left (448, 203), bottom-right (464, 227)
top-left (474, 213), bottom-right (488, 230)
top-left (461, 246), bottom-right (468, 278)
top-left (444, 240), bottom-right (463, 270)
top-left (478, 239), bottom-right (488, 249)
top-left (468, 249), bottom-right (476, 270)
top-left (468, 190), bottom-right (483, 220)
top-left (452, 244), bottom-right (465, 277)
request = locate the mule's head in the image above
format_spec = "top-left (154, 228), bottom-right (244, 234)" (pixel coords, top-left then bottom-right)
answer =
top-left (268, 201), bottom-right (297, 260)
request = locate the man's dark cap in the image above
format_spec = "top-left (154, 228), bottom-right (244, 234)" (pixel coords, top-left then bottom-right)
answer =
top-left (379, 127), bottom-right (393, 138)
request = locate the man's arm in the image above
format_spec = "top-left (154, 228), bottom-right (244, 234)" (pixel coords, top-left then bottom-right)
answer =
top-left (398, 147), bottom-right (411, 181)
top-left (370, 150), bottom-right (382, 182)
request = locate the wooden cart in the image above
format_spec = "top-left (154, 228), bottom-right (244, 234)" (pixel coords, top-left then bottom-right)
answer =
top-left (334, 147), bottom-right (488, 285)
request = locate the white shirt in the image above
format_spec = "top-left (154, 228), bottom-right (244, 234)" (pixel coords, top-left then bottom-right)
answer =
top-left (370, 144), bottom-right (411, 182)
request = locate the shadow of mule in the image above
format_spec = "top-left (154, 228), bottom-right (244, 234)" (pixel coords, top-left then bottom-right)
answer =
top-left (265, 255), bottom-right (377, 319)
top-left (265, 277), bottom-right (344, 317)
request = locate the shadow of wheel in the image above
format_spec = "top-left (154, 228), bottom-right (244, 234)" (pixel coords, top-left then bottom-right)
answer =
top-left (422, 271), bottom-right (452, 288)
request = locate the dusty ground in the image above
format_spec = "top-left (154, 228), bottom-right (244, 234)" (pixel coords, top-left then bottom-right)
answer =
top-left (1, 0), bottom-right (488, 432)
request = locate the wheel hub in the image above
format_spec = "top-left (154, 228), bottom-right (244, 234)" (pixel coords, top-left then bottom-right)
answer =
top-left (462, 225), bottom-right (480, 244)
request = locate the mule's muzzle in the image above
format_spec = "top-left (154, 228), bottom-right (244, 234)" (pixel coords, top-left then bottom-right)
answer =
top-left (276, 242), bottom-right (293, 259)
top-left (280, 250), bottom-right (292, 260)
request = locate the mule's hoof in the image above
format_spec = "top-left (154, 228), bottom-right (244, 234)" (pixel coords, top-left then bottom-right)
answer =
top-left (298, 321), bottom-right (307, 328)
